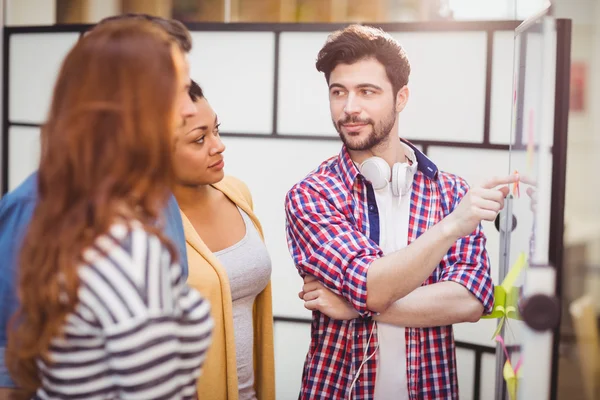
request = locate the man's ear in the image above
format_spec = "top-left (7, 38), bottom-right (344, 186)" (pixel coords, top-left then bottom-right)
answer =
top-left (395, 86), bottom-right (409, 113)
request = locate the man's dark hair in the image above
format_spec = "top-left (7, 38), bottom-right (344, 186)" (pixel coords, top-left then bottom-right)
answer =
top-left (189, 80), bottom-right (204, 102)
top-left (97, 13), bottom-right (192, 53)
top-left (316, 24), bottom-right (410, 96)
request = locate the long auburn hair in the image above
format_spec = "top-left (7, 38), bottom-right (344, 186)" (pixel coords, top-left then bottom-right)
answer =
top-left (6, 19), bottom-right (180, 391)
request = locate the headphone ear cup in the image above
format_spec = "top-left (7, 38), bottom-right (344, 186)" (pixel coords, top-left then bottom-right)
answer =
top-left (391, 163), bottom-right (406, 197)
top-left (359, 157), bottom-right (390, 190)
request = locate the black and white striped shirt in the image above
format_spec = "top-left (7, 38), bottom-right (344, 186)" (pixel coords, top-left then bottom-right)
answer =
top-left (34, 222), bottom-right (213, 400)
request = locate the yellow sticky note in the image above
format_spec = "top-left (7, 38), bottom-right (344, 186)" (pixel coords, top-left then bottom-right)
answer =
top-left (483, 253), bottom-right (527, 339)
top-left (504, 360), bottom-right (519, 400)
top-left (496, 335), bottom-right (523, 400)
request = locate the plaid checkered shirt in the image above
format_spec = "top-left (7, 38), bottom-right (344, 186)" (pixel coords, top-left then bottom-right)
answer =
top-left (285, 142), bottom-right (494, 399)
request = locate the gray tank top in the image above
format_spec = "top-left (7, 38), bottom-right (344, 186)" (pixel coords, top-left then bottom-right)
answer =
top-left (214, 208), bottom-right (272, 400)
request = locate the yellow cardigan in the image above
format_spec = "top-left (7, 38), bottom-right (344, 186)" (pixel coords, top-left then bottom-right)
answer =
top-left (181, 176), bottom-right (275, 400)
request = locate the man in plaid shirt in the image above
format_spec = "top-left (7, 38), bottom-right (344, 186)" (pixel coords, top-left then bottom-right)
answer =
top-left (285, 25), bottom-right (515, 399)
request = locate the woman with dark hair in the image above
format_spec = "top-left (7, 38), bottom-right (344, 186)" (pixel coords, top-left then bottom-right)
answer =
top-left (171, 81), bottom-right (275, 400)
top-left (6, 19), bottom-right (213, 399)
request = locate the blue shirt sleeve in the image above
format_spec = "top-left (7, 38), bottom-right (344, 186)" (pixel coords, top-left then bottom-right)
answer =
top-left (163, 194), bottom-right (188, 277)
top-left (0, 175), bottom-right (37, 388)
top-left (0, 347), bottom-right (14, 388)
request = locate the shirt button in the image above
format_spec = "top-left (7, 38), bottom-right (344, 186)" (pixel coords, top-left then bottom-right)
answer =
top-left (368, 205), bottom-right (375, 212)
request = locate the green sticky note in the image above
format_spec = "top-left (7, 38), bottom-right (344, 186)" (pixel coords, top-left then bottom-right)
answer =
top-left (483, 253), bottom-right (527, 339)
top-left (504, 360), bottom-right (518, 400)
top-left (483, 253), bottom-right (526, 320)
top-left (503, 359), bottom-right (523, 400)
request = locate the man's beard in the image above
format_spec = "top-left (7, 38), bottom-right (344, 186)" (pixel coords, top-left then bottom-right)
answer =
top-left (333, 106), bottom-right (398, 151)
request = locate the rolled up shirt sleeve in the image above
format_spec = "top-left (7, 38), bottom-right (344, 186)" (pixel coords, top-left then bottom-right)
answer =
top-left (285, 183), bottom-right (382, 317)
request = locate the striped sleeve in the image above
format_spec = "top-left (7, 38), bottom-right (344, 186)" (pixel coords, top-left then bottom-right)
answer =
top-left (36, 224), bottom-right (213, 400)
top-left (98, 227), bottom-right (213, 399)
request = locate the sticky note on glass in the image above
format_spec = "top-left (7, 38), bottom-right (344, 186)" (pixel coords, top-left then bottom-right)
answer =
top-left (512, 170), bottom-right (521, 198)
top-left (482, 252), bottom-right (527, 338)
top-left (496, 335), bottom-right (523, 400)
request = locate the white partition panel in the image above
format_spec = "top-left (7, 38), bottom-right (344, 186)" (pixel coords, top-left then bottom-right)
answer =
top-left (188, 32), bottom-right (275, 135)
top-left (9, 33), bottom-right (79, 124)
top-left (454, 319), bottom-right (499, 348)
top-left (392, 31), bottom-right (487, 143)
top-left (9, 126), bottom-right (40, 191)
top-left (456, 348), bottom-right (476, 400)
top-left (219, 136), bottom-right (341, 317)
top-left (480, 353), bottom-right (497, 399)
top-left (277, 32), bottom-right (333, 137)
top-left (274, 321), bottom-right (311, 400)
top-left (490, 31), bottom-right (517, 145)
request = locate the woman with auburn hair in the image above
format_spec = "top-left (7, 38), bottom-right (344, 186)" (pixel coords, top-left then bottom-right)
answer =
top-left (6, 19), bottom-right (213, 399)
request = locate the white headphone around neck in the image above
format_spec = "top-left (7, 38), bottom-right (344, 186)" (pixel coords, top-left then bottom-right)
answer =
top-left (359, 156), bottom-right (417, 197)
